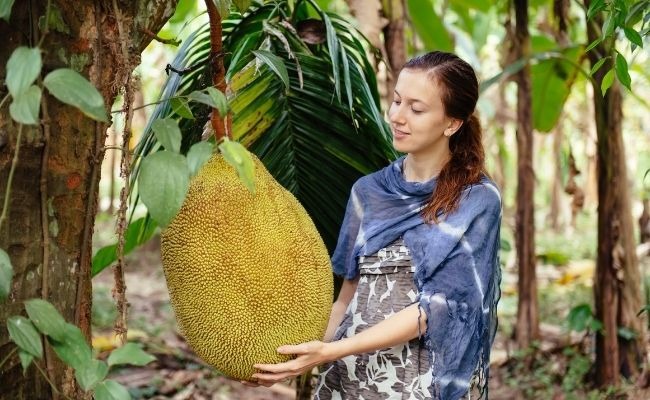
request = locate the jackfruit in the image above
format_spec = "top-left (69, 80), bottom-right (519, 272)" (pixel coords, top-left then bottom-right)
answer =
top-left (160, 152), bottom-right (333, 381)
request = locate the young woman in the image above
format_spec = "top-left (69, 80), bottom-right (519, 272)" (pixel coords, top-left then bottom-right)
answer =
top-left (249, 51), bottom-right (502, 400)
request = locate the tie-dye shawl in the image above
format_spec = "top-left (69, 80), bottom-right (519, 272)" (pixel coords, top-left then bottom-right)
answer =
top-left (331, 156), bottom-right (502, 400)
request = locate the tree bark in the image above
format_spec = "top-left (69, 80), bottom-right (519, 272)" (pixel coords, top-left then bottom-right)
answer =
top-left (583, 0), bottom-right (646, 386)
top-left (0, 0), bottom-right (176, 398)
top-left (382, 0), bottom-right (406, 99)
top-left (513, 0), bottom-right (539, 350)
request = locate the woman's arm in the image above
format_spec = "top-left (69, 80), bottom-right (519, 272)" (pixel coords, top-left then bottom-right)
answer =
top-left (323, 277), bottom-right (359, 342)
top-left (251, 302), bottom-right (427, 385)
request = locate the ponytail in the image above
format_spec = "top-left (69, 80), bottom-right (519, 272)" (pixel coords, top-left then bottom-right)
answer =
top-left (421, 113), bottom-right (485, 223)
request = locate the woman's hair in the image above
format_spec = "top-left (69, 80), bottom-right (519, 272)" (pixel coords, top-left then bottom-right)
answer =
top-left (403, 51), bottom-right (486, 223)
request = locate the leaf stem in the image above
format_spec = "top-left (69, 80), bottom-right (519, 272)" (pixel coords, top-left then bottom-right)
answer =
top-left (0, 94), bottom-right (10, 111)
top-left (0, 347), bottom-right (17, 370)
top-left (0, 124), bottom-right (24, 231)
top-left (110, 95), bottom-right (186, 114)
top-left (37, 0), bottom-right (53, 48)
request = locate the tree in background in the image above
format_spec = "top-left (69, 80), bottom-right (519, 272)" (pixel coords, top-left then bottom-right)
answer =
top-left (583, 0), bottom-right (647, 386)
top-left (0, 1), bottom-right (176, 397)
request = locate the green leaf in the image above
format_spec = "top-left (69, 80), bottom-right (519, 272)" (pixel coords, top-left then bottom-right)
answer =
top-left (107, 343), bottom-right (156, 367)
top-left (170, 97), bottom-right (194, 119)
top-left (138, 151), bottom-right (190, 228)
top-left (212, 0), bottom-right (231, 19)
top-left (617, 327), bottom-right (637, 340)
top-left (232, 0), bottom-right (251, 11)
top-left (567, 304), bottom-right (593, 332)
top-left (9, 85), bottom-right (42, 125)
top-left (218, 139), bottom-right (255, 193)
top-left (0, 248), bottom-right (13, 301)
top-left (93, 380), bottom-right (131, 400)
top-left (91, 217), bottom-right (157, 277)
top-left (0, 0), bottom-right (15, 21)
top-left (206, 87), bottom-right (228, 116)
top-left (585, 37), bottom-right (602, 53)
top-left (18, 349), bottom-right (34, 372)
top-left (407, 0), bottom-right (454, 52)
top-left (615, 53), bottom-right (631, 90)
top-left (449, 0), bottom-right (491, 13)
top-left (637, 304), bottom-right (650, 316)
top-left (76, 359), bottom-right (109, 391)
top-left (7, 316), bottom-right (43, 358)
top-left (590, 57), bottom-right (608, 76)
top-left (188, 88), bottom-right (228, 116)
top-left (624, 27), bottom-right (643, 48)
top-left (24, 299), bottom-right (68, 341)
top-left (602, 12), bottom-right (616, 39)
top-left (587, 0), bottom-right (606, 20)
top-left (49, 323), bottom-right (92, 370)
top-left (252, 50), bottom-right (290, 91)
top-left (6, 47), bottom-right (42, 97)
top-left (531, 47), bottom-right (582, 132)
top-left (151, 118), bottom-right (182, 153)
top-left (43, 68), bottom-right (107, 122)
top-left (186, 142), bottom-right (214, 177)
top-left (601, 68), bottom-right (615, 94)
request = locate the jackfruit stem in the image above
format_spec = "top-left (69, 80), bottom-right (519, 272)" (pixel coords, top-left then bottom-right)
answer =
top-left (204, 0), bottom-right (232, 140)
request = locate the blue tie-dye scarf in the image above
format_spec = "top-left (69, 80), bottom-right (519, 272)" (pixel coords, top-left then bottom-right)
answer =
top-left (331, 156), bottom-right (502, 400)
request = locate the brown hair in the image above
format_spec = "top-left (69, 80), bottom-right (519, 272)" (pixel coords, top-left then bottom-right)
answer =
top-left (403, 51), bottom-right (486, 223)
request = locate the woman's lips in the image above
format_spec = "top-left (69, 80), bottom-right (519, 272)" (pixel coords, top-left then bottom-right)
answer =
top-left (392, 128), bottom-right (410, 139)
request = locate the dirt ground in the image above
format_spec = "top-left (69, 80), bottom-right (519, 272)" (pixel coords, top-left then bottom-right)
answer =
top-left (91, 234), bottom-right (650, 400)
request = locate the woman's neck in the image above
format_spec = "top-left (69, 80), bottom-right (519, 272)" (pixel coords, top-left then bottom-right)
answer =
top-left (403, 150), bottom-right (451, 183)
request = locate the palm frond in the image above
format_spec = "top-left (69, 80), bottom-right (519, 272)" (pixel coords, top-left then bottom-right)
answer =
top-left (131, 0), bottom-right (395, 252)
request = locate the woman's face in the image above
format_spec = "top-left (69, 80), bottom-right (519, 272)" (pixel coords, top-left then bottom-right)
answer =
top-left (388, 69), bottom-right (458, 156)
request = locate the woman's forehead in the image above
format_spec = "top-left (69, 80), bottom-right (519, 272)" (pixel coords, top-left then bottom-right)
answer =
top-left (395, 69), bottom-right (442, 103)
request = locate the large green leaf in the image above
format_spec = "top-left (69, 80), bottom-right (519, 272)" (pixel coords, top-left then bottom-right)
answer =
top-left (152, 118), bottom-right (182, 153)
top-left (531, 46), bottom-right (582, 132)
top-left (76, 359), bottom-right (108, 391)
top-left (0, 248), bottom-right (12, 301)
top-left (24, 299), bottom-right (68, 341)
top-left (138, 151), bottom-right (189, 228)
top-left (43, 68), bottom-right (107, 122)
top-left (49, 323), bottom-right (93, 370)
top-left (5, 47), bottom-right (42, 97)
top-left (0, 0), bottom-right (16, 21)
top-left (7, 316), bottom-right (43, 358)
top-left (406, 0), bottom-right (453, 52)
top-left (107, 343), bottom-right (156, 367)
top-left (9, 85), bottom-right (41, 125)
top-left (93, 380), bottom-right (131, 400)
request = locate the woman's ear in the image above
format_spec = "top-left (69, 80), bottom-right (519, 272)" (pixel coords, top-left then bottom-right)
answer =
top-left (444, 118), bottom-right (463, 137)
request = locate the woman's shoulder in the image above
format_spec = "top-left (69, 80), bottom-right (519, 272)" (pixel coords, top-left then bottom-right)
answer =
top-left (459, 176), bottom-right (502, 213)
top-left (351, 158), bottom-right (401, 191)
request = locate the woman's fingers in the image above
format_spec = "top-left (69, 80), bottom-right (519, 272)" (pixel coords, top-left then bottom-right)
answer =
top-left (254, 359), bottom-right (297, 373)
top-left (240, 380), bottom-right (259, 387)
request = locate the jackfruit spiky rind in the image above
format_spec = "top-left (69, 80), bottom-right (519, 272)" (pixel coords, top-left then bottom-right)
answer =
top-left (160, 153), bottom-right (333, 380)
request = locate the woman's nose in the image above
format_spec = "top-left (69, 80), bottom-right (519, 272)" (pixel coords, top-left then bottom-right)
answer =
top-left (389, 104), bottom-right (405, 124)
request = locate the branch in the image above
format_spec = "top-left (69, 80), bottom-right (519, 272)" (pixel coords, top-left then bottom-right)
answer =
top-left (0, 124), bottom-right (23, 231)
top-left (204, 0), bottom-right (230, 140)
top-left (140, 27), bottom-right (181, 46)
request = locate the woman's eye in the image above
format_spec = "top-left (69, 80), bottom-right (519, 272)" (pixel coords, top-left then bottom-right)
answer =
top-left (393, 100), bottom-right (401, 105)
top-left (411, 109), bottom-right (422, 114)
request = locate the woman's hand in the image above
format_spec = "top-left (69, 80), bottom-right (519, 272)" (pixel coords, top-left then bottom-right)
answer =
top-left (248, 341), bottom-right (332, 387)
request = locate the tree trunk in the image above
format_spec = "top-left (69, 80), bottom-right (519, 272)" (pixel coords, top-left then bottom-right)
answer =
top-left (513, 0), bottom-right (539, 349)
top-left (584, 0), bottom-right (646, 386)
top-left (0, 1), bottom-right (176, 398)
top-left (382, 0), bottom-right (406, 99)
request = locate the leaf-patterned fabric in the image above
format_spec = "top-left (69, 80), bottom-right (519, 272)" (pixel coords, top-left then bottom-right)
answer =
top-left (329, 156), bottom-right (502, 399)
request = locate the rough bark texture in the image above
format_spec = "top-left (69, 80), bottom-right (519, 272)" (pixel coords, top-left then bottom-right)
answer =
top-left (0, 0), bottom-right (176, 398)
top-left (584, 0), bottom-right (646, 386)
top-left (513, 0), bottom-right (539, 350)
